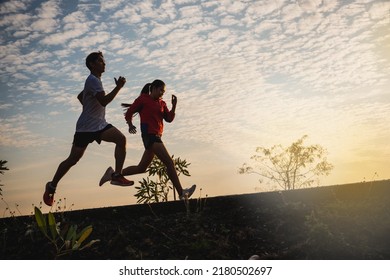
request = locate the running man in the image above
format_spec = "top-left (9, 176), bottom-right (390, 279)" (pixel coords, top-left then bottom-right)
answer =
top-left (43, 51), bottom-right (133, 207)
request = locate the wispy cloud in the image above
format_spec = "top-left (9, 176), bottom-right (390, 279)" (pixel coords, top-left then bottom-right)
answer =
top-left (40, 10), bottom-right (91, 45)
top-left (0, 114), bottom-right (50, 147)
top-left (0, 0), bottom-right (389, 186)
top-left (0, 0), bottom-right (29, 14)
top-left (30, 0), bottom-right (60, 33)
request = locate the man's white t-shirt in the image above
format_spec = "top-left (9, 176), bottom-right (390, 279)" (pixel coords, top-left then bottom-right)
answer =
top-left (76, 74), bottom-right (109, 132)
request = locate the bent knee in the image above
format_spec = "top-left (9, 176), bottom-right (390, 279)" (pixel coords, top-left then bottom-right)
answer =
top-left (138, 166), bottom-right (148, 173)
top-left (116, 133), bottom-right (127, 147)
top-left (137, 162), bottom-right (149, 173)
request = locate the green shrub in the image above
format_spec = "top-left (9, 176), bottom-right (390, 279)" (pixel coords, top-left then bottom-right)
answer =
top-left (34, 206), bottom-right (99, 259)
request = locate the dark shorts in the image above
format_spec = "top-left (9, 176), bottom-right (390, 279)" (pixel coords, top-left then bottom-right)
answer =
top-left (142, 134), bottom-right (163, 149)
top-left (73, 124), bottom-right (113, 148)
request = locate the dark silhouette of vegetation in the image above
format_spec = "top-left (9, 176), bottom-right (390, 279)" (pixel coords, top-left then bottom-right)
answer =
top-left (0, 160), bottom-right (9, 197)
top-left (34, 206), bottom-right (99, 259)
top-left (135, 155), bottom-right (191, 203)
top-left (239, 135), bottom-right (333, 190)
top-left (1, 180), bottom-right (389, 260)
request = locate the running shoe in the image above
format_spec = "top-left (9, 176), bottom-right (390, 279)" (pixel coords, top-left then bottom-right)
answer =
top-left (99, 166), bottom-right (114, 186)
top-left (180, 184), bottom-right (196, 200)
top-left (43, 182), bottom-right (56, 206)
top-left (110, 173), bottom-right (134, 187)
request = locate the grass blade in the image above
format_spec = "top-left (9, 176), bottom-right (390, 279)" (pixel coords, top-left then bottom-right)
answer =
top-left (76, 225), bottom-right (93, 248)
top-left (34, 207), bottom-right (47, 236)
top-left (48, 212), bottom-right (58, 240)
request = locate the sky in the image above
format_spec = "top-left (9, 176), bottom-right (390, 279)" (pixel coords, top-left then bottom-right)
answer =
top-left (1, 0), bottom-right (389, 216)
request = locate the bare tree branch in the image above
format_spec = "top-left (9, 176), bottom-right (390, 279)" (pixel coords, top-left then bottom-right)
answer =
top-left (239, 136), bottom-right (333, 190)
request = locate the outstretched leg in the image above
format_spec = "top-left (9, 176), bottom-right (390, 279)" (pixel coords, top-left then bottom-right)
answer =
top-left (44, 144), bottom-right (86, 206)
top-left (151, 142), bottom-right (184, 196)
top-left (52, 144), bottom-right (86, 187)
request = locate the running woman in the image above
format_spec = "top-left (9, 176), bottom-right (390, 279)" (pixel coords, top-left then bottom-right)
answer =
top-left (100, 80), bottom-right (196, 200)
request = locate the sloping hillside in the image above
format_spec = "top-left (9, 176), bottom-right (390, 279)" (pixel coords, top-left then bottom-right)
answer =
top-left (1, 180), bottom-right (389, 259)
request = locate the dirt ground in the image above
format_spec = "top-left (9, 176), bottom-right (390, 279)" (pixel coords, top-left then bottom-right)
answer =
top-left (1, 180), bottom-right (389, 260)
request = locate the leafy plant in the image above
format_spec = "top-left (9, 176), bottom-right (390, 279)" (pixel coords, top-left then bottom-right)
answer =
top-left (34, 206), bottom-right (99, 258)
top-left (135, 178), bottom-right (166, 204)
top-left (135, 155), bottom-right (191, 203)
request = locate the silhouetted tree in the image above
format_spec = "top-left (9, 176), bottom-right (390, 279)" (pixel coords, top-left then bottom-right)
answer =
top-left (239, 135), bottom-right (333, 190)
